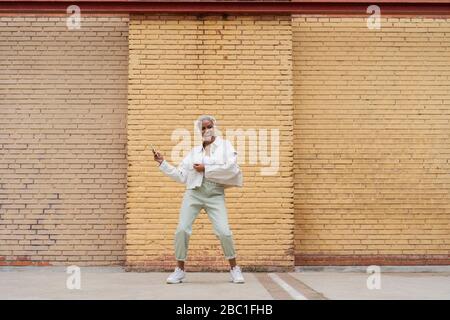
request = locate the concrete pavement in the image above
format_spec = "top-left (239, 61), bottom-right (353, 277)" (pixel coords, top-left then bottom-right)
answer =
top-left (291, 271), bottom-right (450, 300)
top-left (0, 266), bottom-right (448, 300)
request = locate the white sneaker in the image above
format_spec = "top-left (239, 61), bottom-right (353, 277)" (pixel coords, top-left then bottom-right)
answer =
top-left (230, 266), bottom-right (245, 284)
top-left (166, 267), bottom-right (185, 284)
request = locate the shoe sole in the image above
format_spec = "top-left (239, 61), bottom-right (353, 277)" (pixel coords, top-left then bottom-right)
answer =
top-left (230, 279), bottom-right (245, 284)
top-left (167, 278), bottom-right (184, 284)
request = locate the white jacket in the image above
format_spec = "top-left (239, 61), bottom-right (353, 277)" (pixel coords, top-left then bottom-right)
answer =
top-left (158, 136), bottom-right (243, 189)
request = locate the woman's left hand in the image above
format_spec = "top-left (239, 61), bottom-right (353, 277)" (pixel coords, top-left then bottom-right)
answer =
top-left (193, 163), bottom-right (205, 172)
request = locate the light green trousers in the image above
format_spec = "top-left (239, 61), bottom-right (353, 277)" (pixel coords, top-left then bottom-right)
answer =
top-left (174, 177), bottom-right (237, 261)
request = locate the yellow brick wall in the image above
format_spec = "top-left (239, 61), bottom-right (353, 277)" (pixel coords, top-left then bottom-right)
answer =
top-left (292, 16), bottom-right (450, 265)
top-left (2, 13), bottom-right (449, 268)
top-left (0, 15), bottom-right (129, 266)
top-left (127, 14), bottom-right (294, 271)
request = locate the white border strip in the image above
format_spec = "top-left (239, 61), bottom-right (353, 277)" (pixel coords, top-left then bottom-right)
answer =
top-left (268, 273), bottom-right (308, 300)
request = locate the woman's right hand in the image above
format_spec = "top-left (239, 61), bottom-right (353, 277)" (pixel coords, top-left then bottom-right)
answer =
top-left (153, 150), bottom-right (164, 165)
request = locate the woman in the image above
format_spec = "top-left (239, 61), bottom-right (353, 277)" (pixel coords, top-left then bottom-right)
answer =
top-left (153, 115), bottom-right (245, 284)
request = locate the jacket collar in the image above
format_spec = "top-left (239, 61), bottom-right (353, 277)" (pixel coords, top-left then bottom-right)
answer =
top-left (195, 135), bottom-right (223, 153)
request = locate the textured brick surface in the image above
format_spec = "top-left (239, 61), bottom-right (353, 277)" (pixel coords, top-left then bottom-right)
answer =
top-left (292, 16), bottom-right (450, 263)
top-left (0, 15), bottom-right (129, 266)
top-left (1, 13), bottom-right (449, 269)
top-left (127, 14), bottom-right (294, 271)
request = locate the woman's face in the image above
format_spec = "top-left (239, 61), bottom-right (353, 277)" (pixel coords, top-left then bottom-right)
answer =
top-left (201, 119), bottom-right (215, 142)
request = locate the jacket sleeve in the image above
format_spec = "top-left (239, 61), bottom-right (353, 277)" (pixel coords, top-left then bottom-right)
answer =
top-left (204, 140), bottom-right (241, 182)
top-left (158, 153), bottom-right (191, 185)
